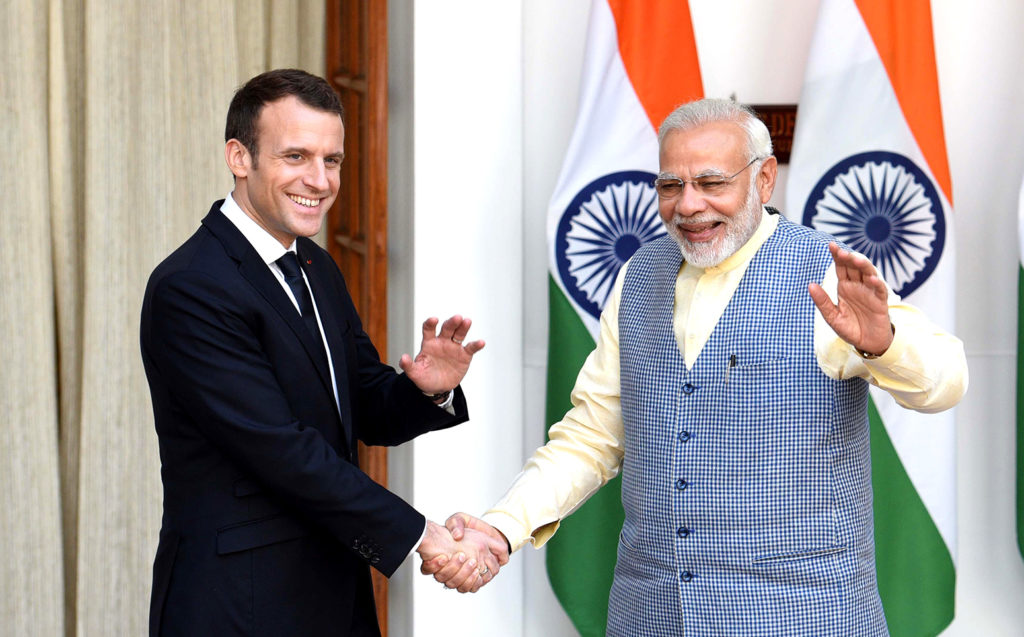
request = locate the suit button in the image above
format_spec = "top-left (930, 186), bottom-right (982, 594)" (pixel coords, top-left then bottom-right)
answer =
top-left (675, 478), bottom-right (688, 491)
top-left (681, 571), bottom-right (694, 582)
top-left (676, 526), bottom-right (690, 538)
top-left (370, 556), bottom-right (381, 565)
top-left (678, 431), bottom-right (691, 443)
top-left (682, 383), bottom-right (696, 395)
top-left (360, 546), bottom-right (373, 559)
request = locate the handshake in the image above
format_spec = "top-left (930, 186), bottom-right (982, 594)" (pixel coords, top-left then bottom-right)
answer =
top-left (416, 513), bottom-right (510, 593)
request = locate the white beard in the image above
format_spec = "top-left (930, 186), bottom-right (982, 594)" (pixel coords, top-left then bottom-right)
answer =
top-left (664, 183), bottom-right (763, 268)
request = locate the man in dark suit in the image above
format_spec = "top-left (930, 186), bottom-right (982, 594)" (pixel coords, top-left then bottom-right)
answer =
top-left (140, 69), bottom-right (505, 637)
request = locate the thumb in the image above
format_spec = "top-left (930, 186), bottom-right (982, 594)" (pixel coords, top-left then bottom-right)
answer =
top-left (398, 353), bottom-right (414, 374)
top-left (446, 513), bottom-right (469, 540)
top-left (420, 554), bottom-right (448, 575)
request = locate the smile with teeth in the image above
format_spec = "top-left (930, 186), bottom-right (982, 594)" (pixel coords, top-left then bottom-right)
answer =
top-left (288, 194), bottom-right (321, 208)
top-left (676, 219), bottom-right (723, 241)
top-left (680, 221), bottom-right (720, 233)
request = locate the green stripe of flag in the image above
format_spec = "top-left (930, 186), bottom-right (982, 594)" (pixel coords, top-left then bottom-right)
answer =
top-left (544, 276), bottom-right (623, 637)
top-left (870, 398), bottom-right (955, 635)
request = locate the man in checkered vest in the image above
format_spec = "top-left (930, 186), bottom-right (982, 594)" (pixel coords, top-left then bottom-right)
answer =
top-left (425, 98), bottom-right (967, 636)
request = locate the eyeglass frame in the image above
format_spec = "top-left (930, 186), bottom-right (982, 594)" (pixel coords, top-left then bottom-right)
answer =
top-left (653, 156), bottom-right (768, 199)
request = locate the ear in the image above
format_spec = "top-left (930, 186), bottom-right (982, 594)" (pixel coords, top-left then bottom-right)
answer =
top-left (225, 139), bottom-right (252, 179)
top-left (756, 156), bottom-right (778, 204)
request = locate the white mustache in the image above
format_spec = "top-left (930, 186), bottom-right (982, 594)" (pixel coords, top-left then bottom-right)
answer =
top-left (670, 213), bottom-right (729, 228)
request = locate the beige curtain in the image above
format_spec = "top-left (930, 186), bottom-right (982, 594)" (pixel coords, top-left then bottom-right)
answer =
top-left (0, 1), bottom-right (326, 634)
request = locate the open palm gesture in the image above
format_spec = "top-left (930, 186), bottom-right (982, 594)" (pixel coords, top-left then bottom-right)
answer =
top-left (808, 243), bottom-right (894, 357)
top-left (399, 315), bottom-right (485, 395)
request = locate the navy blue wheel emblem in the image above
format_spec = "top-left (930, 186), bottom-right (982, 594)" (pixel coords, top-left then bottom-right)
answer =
top-left (801, 151), bottom-right (945, 298)
top-left (555, 170), bottom-right (664, 320)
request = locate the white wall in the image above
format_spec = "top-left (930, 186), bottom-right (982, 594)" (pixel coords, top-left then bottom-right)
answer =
top-left (391, 1), bottom-right (1024, 635)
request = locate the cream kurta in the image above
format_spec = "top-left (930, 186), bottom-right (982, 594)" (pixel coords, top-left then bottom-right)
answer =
top-left (484, 208), bottom-right (967, 551)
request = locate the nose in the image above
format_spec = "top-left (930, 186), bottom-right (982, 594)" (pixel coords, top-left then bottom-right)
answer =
top-left (674, 181), bottom-right (708, 217)
top-left (303, 160), bottom-right (330, 192)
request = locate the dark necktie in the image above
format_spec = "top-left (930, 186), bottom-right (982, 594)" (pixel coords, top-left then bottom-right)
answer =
top-left (276, 252), bottom-right (324, 345)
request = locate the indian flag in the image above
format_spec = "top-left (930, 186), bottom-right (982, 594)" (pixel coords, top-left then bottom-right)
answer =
top-left (786, 0), bottom-right (957, 634)
top-left (544, 0), bottom-right (702, 634)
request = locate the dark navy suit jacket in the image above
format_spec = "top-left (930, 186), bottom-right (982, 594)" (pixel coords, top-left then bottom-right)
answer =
top-left (140, 202), bottom-right (468, 636)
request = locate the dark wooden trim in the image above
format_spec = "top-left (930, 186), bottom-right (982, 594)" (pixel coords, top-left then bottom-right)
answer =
top-left (326, 1), bottom-right (391, 633)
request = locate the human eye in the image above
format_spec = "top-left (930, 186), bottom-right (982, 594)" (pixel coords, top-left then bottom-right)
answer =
top-left (696, 178), bottom-right (728, 193)
top-left (325, 156), bottom-right (342, 168)
top-left (655, 179), bottom-right (683, 198)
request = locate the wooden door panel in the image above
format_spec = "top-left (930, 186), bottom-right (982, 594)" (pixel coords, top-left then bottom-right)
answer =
top-left (326, 1), bottom-right (391, 633)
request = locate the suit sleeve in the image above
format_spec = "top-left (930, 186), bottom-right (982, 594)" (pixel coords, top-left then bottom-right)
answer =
top-left (322, 261), bottom-right (470, 446)
top-left (146, 268), bottom-right (435, 576)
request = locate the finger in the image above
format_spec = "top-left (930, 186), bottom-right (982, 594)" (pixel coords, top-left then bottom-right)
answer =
top-left (445, 556), bottom-right (479, 591)
top-left (481, 550), bottom-right (500, 578)
top-left (457, 566), bottom-right (482, 594)
top-left (865, 274), bottom-right (890, 303)
top-left (431, 552), bottom-right (468, 584)
top-left (437, 315), bottom-right (464, 342)
top-left (808, 282), bottom-right (837, 323)
top-left (450, 317), bottom-right (472, 343)
top-left (829, 243), bottom-right (861, 284)
top-left (446, 513), bottom-right (468, 541)
top-left (420, 317), bottom-right (440, 343)
top-left (463, 339), bottom-right (486, 356)
top-left (398, 353), bottom-right (413, 374)
top-left (420, 554), bottom-right (448, 576)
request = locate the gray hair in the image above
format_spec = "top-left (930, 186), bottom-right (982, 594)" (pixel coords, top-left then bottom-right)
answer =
top-left (657, 98), bottom-right (773, 161)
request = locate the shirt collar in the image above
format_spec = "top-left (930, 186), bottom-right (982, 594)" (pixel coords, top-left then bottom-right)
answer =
top-left (220, 193), bottom-right (296, 265)
top-left (686, 206), bottom-right (779, 275)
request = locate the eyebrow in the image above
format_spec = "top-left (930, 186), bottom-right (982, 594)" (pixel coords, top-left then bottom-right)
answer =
top-left (277, 146), bottom-right (345, 160)
top-left (657, 167), bottom-right (729, 180)
top-left (692, 167), bottom-right (729, 179)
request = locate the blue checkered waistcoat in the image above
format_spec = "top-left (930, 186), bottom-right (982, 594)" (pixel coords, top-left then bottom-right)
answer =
top-left (608, 218), bottom-right (888, 636)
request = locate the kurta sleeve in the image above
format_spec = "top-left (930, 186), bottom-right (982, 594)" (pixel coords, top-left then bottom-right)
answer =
top-left (482, 267), bottom-right (629, 551)
top-left (813, 262), bottom-right (968, 412)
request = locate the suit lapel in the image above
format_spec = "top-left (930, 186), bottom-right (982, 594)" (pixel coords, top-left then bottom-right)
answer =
top-left (298, 244), bottom-right (354, 447)
top-left (202, 207), bottom-right (336, 403)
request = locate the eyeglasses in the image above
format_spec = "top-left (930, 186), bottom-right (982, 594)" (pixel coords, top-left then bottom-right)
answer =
top-left (653, 156), bottom-right (765, 199)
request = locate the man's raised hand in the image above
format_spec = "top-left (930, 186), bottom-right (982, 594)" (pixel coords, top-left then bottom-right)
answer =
top-left (808, 243), bottom-right (894, 357)
top-left (400, 316), bottom-right (485, 395)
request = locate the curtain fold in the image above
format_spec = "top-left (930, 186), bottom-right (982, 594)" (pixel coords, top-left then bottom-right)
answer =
top-left (1, 2), bottom-right (325, 634)
top-left (0, 1), bottom-right (66, 636)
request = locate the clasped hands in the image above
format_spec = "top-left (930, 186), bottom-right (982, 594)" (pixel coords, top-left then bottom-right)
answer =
top-left (416, 514), bottom-right (509, 593)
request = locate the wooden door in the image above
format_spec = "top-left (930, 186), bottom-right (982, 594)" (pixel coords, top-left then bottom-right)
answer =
top-left (326, 1), bottom-right (391, 633)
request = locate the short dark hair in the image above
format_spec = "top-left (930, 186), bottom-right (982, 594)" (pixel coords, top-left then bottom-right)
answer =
top-left (225, 69), bottom-right (344, 164)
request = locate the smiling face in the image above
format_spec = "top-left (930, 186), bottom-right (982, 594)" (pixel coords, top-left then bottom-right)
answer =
top-left (658, 120), bottom-right (777, 267)
top-left (226, 95), bottom-right (345, 248)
